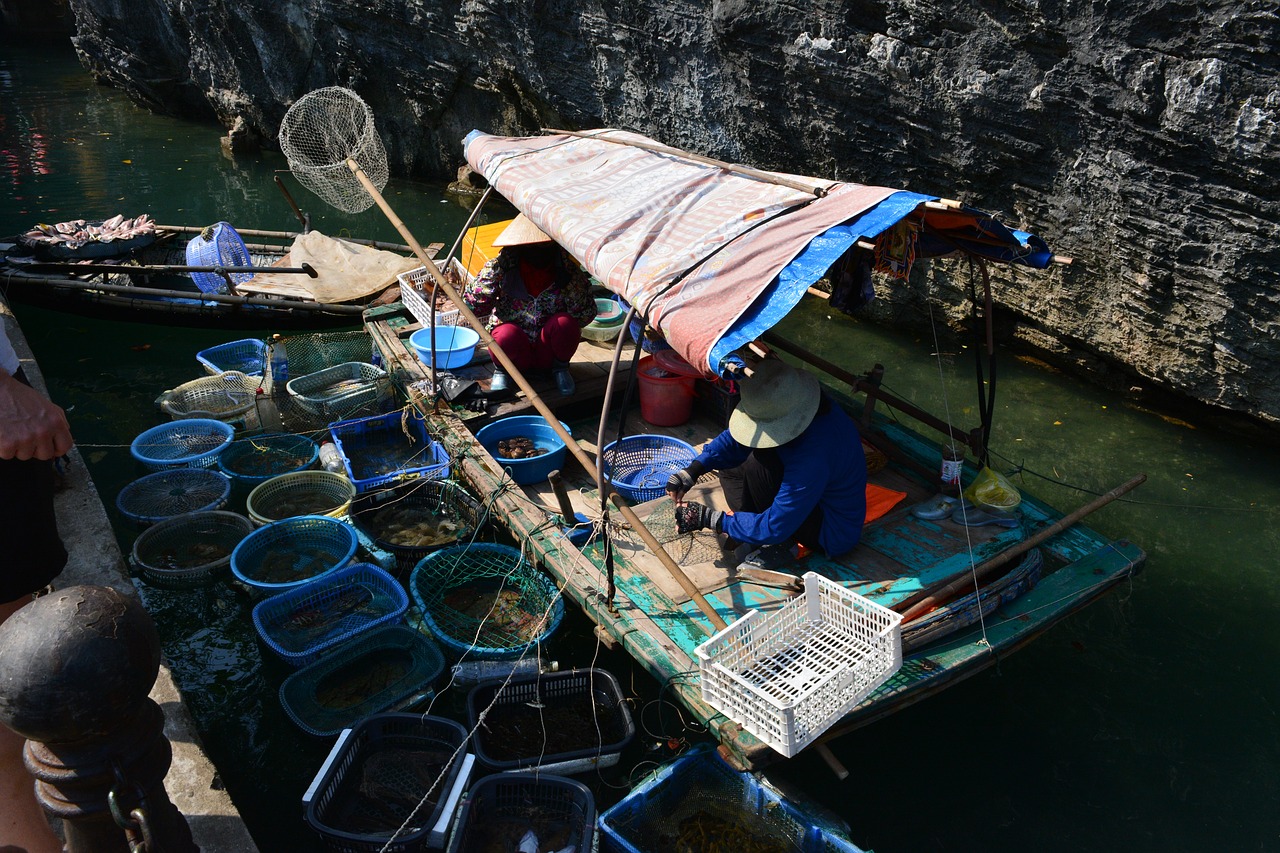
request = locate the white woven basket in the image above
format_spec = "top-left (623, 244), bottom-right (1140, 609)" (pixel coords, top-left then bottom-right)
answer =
top-left (398, 265), bottom-right (462, 327)
top-left (694, 571), bottom-right (903, 758)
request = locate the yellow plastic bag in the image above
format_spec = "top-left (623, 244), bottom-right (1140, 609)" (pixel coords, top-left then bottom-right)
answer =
top-left (963, 466), bottom-right (1021, 512)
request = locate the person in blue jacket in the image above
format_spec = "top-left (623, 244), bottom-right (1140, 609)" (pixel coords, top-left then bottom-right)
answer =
top-left (666, 356), bottom-right (867, 557)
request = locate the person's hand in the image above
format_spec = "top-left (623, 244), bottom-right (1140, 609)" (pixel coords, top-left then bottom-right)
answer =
top-left (665, 467), bottom-right (697, 503)
top-left (0, 372), bottom-right (73, 461)
top-left (674, 502), bottom-right (722, 535)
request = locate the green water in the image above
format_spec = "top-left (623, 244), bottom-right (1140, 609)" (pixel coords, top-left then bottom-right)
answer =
top-left (5, 42), bottom-right (1280, 852)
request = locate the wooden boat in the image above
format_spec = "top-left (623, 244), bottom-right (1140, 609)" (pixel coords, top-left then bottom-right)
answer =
top-left (0, 222), bottom-right (436, 330)
top-left (362, 129), bottom-right (1147, 772)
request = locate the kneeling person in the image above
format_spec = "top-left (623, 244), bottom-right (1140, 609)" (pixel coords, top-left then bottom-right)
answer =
top-left (666, 357), bottom-right (867, 557)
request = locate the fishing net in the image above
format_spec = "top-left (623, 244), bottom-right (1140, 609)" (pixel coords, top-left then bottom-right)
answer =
top-left (278, 87), bottom-right (389, 214)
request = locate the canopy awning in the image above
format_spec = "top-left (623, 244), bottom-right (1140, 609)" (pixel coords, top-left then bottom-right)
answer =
top-left (464, 129), bottom-right (1052, 377)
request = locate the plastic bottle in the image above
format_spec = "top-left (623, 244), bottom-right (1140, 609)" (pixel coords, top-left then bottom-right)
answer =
top-left (450, 656), bottom-right (558, 685)
top-left (318, 441), bottom-right (346, 475)
top-left (940, 443), bottom-right (965, 497)
top-left (268, 335), bottom-right (288, 388)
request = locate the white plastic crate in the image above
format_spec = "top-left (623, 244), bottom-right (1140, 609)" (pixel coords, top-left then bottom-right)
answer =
top-left (694, 571), bottom-right (903, 758)
top-left (398, 264), bottom-right (463, 327)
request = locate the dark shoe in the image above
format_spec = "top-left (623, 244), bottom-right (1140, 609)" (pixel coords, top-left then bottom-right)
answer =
top-left (911, 494), bottom-right (967, 520)
top-left (552, 362), bottom-right (575, 396)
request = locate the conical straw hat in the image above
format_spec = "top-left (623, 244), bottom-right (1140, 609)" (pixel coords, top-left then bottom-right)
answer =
top-left (492, 214), bottom-right (553, 247)
top-left (728, 358), bottom-right (821, 448)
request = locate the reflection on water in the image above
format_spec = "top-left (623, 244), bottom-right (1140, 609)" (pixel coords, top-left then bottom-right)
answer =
top-left (6, 40), bottom-right (1280, 853)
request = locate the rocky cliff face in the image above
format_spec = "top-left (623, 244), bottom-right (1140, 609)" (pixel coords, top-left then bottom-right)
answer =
top-left (67, 0), bottom-right (1280, 427)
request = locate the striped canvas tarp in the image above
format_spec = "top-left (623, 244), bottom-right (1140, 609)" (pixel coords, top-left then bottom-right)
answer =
top-left (464, 129), bottom-right (1051, 376)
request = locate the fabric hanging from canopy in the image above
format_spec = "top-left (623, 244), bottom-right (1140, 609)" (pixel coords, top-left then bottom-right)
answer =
top-left (464, 129), bottom-right (1052, 377)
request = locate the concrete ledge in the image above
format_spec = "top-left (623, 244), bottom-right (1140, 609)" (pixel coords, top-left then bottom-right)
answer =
top-left (1, 299), bottom-right (258, 852)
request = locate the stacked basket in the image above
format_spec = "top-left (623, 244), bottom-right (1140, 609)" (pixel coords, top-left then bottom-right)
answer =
top-left (155, 371), bottom-right (263, 432)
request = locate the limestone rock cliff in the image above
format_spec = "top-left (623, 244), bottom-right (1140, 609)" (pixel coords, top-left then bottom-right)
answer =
top-left (66, 0), bottom-right (1280, 427)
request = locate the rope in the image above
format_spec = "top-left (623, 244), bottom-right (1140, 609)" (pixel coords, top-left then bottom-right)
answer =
top-left (925, 268), bottom-right (992, 648)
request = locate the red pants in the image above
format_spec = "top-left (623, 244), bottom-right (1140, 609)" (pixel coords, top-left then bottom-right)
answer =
top-left (489, 314), bottom-right (580, 371)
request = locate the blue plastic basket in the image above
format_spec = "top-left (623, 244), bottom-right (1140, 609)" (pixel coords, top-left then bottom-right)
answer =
top-left (474, 416), bottom-right (570, 486)
top-left (185, 222), bottom-right (253, 294)
top-left (279, 625), bottom-right (447, 737)
top-left (409, 543), bottom-right (564, 660)
top-left (598, 744), bottom-right (868, 853)
top-left (602, 434), bottom-right (698, 502)
top-left (196, 338), bottom-right (268, 376)
top-left (230, 514), bottom-right (358, 592)
top-left (217, 432), bottom-right (319, 488)
top-left (252, 562), bottom-right (408, 667)
top-left (329, 409), bottom-right (450, 493)
top-left (130, 418), bottom-right (236, 471)
top-left (446, 773), bottom-right (595, 853)
top-left (115, 467), bottom-right (232, 528)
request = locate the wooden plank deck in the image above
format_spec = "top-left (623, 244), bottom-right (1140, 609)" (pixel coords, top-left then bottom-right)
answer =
top-left (364, 300), bottom-right (1147, 771)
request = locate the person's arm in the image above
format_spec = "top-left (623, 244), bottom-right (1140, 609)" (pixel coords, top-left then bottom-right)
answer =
top-left (0, 370), bottom-right (73, 461)
top-left (462, 256), bottom-right (503, 318)
top-left (559, 255), bottom-right (597, 327)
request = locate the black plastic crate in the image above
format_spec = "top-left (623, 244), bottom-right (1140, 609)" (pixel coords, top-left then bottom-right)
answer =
top-left (303, 713), bottom-right (474, 852)
top-left (466, 668), bottom-right (635, 774)
top-left (445, 773), bottom-right (594, 853)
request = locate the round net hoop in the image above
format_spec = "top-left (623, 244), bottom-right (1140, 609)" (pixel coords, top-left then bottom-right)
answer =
top-left (278, 87), bottom-right (389, 214)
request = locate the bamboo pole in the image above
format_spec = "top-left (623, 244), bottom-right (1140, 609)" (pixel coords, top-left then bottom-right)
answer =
top-left (345, 159), bottom-right (729, 633)
top-left (155, 224), bottom-right (413, 253)
top-left (896, 473), bottom-right (1147, 622)
top-left (543, 128), bottom-right (835, 199)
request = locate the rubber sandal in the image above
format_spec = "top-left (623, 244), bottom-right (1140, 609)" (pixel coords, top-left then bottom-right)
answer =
top-left (911, 494), bottom-right (965, 520)
top-left (951, 506), bottom-right (1020, 528)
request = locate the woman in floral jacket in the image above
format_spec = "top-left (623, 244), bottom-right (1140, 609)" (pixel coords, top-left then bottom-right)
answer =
top-left (462, 215), bottom-right (595, 396)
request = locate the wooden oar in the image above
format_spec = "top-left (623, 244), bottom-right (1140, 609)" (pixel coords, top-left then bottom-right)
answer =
top-left (896, 473), bottom-right (1146, 622)
top-left (26, 261), bottom-right (318, 277)
top-left (0, 274), bottom-right (364, 314)
top-left (343, 158), bottom-right (730, 634)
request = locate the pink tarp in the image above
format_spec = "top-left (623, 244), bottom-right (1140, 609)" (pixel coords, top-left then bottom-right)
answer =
top-left (464, 130), bottom-right (896, 375)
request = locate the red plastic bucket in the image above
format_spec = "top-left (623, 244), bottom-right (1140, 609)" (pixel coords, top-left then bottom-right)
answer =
top-left (637, 355), bottom-right (696, 426)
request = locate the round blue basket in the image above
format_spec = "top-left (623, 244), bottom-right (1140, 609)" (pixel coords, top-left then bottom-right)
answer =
top-left (130, 418), bottom-right (236, 471)
top-left (474, 416), bottom-right (570, 486)
top-left (409, 543), bottom-right (564, 660)
top-left (185, 222), bottom-right (253, 294)
top-left (231, 514), bottom-right (358, 592)
top-left (116, 467), bottom-right (232, 528)
top-left (602, 434), bottom-right (698, 503)
top-left (217, 432), bottom-right (319, 489)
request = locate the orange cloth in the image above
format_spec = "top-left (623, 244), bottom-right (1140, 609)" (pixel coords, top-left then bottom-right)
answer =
top-left (865, 483), bottom-right (907, 524)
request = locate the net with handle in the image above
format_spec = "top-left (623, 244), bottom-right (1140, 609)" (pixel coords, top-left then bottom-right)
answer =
top-left (278, 87), bottom-right (389, 214)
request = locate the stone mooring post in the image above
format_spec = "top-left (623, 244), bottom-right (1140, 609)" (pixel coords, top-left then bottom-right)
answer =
top-left (0, 585), bottom-right (197, 852)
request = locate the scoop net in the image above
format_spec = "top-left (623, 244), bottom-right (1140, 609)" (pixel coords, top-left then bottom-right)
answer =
top-left (278, 87), bottom-right (389, 214)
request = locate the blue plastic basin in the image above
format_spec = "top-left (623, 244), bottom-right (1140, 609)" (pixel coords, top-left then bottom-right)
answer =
top-left (409, 325), bottom-right (480, 370)
top-left (474, 416), bottom-right (570, 485)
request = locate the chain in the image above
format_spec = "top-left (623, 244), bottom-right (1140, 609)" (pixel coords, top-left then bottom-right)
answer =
top-left (109, 760), bottom-right (155, 853)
